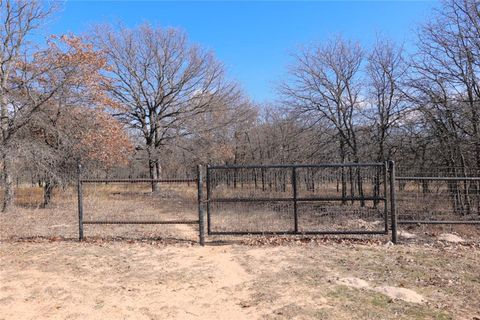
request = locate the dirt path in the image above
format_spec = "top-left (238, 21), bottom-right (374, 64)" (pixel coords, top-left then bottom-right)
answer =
top-left (0, 243), bottom-right (252, 319)
top-left (1, 241), bottom-right (479, 319)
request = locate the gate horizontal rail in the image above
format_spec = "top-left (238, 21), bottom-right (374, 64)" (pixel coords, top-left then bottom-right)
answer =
top-left (398, 220), bottom-right (480, 225)
top-left (80, 178), bottom-right (197, 183)
top-left (209, 163), bottom-right (385, 169)
top-left (83, 220), bottom-right (199, 225)
top-left (210, 196), bottom-right (386, 202)
top-left (396, 177), bottom-right (480, 181)
top-left (209, 230), bottom-right (386, 236)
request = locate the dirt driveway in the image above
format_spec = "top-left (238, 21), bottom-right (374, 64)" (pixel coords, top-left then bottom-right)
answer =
top-left (1, 240), bottom-right (479, 320)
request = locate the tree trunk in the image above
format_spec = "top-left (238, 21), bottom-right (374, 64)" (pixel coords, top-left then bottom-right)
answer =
top-left (356, 167), bottom-right (365, 207)
top-left (233, 168), bottom-right (238, 189)
top-left (349, 167), bottom-right (355, 204)
top-left (1, 89), bottom-right (14, 212)
top-left (422, 180), bottom-right (429, 194)
top-left (149, 157), bottom-right (160, 193)
top-left (156, 162), bottom-right (161, 179)
top-left (340, 140), bottom-right (347, 205)
top-left (460, 154), bottom-right (471, 215)
top-left (42, 180), bottom-right (54, 208)
top-left (261, 168), bottom-right (265, 191)
top-left (373, 171), bottom-right (379, 209)
top-left (2, 154), bottom-right (14, 212)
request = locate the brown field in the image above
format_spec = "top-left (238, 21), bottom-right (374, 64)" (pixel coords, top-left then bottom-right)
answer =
top-left (1, 184), bottom-right (480, 319)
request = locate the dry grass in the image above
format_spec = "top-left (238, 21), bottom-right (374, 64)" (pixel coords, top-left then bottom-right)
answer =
top-left (1, 183), bottom-right (478, 241)
top-left (1, 183), bottom-right (388, 240)
top-left (0, 184), bottom-right (199, 242)
top-left (397, 181), bottom-right (480, 221)
top-left (209, 201), bottom-right (385, 233)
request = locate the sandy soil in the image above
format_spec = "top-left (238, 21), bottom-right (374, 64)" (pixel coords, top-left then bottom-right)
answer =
top-left (1, 240), bottom-right (479, 320)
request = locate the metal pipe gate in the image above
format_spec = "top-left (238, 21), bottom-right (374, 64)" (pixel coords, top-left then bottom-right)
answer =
top-left (76, 160), bottom-right (480, 244)
top-left (205, 162), bottom-right (397, 242)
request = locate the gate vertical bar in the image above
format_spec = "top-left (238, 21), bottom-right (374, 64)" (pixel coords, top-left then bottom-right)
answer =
top-left (197, 165), bottom-right (205, 246)
top-left (389, 160), bottom-right (397, 244)
top-left (77, 161), bottom-right (84, 241)
top-left (292, 166), bottom-right (298, 233)
top-left (206, 165), bottom-right (212, 235)
top-left (383, 162), bottom-right (388, 234)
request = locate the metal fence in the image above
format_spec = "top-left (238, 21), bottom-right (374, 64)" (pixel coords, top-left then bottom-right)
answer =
top-left (395, 176), bottom-right (480, 225)
top-left (205, 163), bottom-right (392, 237)
top-left (77, 164), bottom-right (205, 245)
top-left (3, 160), bottom-right (480, 244)
top-left (67, 161), bottom-right (480, 243)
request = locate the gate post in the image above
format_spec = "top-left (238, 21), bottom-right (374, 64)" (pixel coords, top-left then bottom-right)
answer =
top-left (292, 166), bottom-right (298, 233)
top-left (383, 161), bottom-right (389, 234)
top-left (206, 165), bottom-right (211, 235)
top-left (77, 161), bottom-right (84, 241)
top-left (197, 165), bottom-right (205, 246)
top-left (388, 160), bottom-right (397, 244)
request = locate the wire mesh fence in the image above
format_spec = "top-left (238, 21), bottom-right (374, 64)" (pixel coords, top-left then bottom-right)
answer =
top-left (1, 160), bottom-right (479, 243)
top-left (397, 166), bottom-right (480, 178)
top-left (395, 176), bottom-right (480, 224)
top-left (206, 163), bottom-right (389, 235)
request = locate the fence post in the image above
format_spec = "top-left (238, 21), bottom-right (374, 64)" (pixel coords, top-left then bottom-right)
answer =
top-left (389, 160), bottom-right (397, 244)
top-left (197, 165), bottom-right (205, 246)
top-left (383, 162), bottom-right (389, 234)
top-left (77, 161), bottom-right (84, 241)
top-left (206, 165), bottom-right (211, 235)
top-left (292, 166), bottom-right (298, 233)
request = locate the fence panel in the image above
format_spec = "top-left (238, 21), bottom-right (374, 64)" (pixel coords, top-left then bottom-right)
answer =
top-left (78, 176), bottom-right (203, 242)
top-left (206, 163), bottom-right (389, 236)
top-left (396, 176), bottom-right (480, 225)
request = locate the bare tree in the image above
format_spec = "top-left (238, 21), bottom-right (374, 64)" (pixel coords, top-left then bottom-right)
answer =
top-left (364, 38), bottom-right (411, 205)
top-left (366, 38), bottom-right (410, 163)
top-left (414, 0), bottom-right (480, 169)
top-left (0, 0), bottom-right (57, 211)
top-left (281, 37), bottom-right (364, 162)
top-left (406, 0), bottom-right (480, 213)
top-left (280, 37), bottom-right (366, 204)
top-left (94, 24), bottom-right (241, 192)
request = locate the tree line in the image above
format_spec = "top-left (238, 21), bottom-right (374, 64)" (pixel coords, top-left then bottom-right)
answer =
top-left (1, 0), bottom-right (479, 212)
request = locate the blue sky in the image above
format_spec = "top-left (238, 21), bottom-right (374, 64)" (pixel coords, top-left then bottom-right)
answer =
top-left (47, 1), bottom-right (438, 103)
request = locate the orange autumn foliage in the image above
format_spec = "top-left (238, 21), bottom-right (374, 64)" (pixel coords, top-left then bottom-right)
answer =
top-left (16, 34), bottom-right (122, 111)
top-left (73, 108), bottom-right (134, 167)
top-left (23, 34), bottom-right (134, 168)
